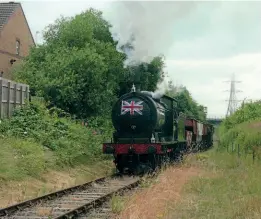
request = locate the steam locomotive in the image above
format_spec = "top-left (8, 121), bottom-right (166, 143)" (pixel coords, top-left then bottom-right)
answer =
top-left (102, 85), bottom-right (214, 174)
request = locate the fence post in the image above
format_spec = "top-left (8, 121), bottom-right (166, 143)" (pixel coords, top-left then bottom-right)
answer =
top-left (238, 144), bottom-right (240, 157)
top-left (0, 79), bottom-right (2, 119)
top-left (14, 83), bottom-right (17, 109)
top-left (7, 81), bottom-right (11, 118)
top-left (20, 85), bottom-right (23, 107)
top-left (253, 149), bottom-right (255, 163)
top-left (25, 86), bottom-right (29, 102)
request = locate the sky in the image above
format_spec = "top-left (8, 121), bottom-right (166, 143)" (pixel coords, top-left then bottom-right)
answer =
top-left (6, 0), bottom-right (261, 118)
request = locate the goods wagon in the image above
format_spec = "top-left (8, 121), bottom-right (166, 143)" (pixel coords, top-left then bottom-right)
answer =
top-left (185, 118), bottom-right (214, 151)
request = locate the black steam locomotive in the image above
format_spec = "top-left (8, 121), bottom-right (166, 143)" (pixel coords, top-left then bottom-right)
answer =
top-left (103, 85), bottom-right (214, 174)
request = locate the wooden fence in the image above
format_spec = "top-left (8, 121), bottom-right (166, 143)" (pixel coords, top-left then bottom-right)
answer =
top-left (0, 77), bottom-right (30, 119)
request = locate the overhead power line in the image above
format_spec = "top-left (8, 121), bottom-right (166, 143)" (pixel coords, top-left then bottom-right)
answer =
top-left (223, 73), bottom-right (242, 117)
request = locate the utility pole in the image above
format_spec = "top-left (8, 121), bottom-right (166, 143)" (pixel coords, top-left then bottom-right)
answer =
top-left (224, 73), bottom-right (242, 117)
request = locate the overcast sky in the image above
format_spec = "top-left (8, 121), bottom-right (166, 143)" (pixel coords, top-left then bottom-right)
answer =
top-left (12, 0), bottom-right (261, 118)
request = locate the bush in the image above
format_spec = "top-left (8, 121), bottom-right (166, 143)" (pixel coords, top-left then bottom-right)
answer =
top-left (218, 100), bottom-right (261, 153)
top-left (0, 99), bottom-right (114, 168)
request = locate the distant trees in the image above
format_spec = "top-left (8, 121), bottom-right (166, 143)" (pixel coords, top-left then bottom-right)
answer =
top-left (166, 81), bottom-right (207, 121)
top-left (217, 100), bottom-right (261, 153)
top-left (118, 56), bottom-right (165, 96)
top-left (220, 100), bottom-right (261, 132)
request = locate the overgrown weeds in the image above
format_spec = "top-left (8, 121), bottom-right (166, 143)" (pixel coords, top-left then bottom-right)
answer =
top-left (167, 147), bottom-right (261, 219)
top-left (218, 100), bottom-right (261, 154)
top-left (0, 138), bottom-right (46, 180)
top-left (111, 194), bottom-right (127, 214)
top-left (0, 99), bottom-right (114, 181)
top-left (0, 99), bottom-right (115, 207)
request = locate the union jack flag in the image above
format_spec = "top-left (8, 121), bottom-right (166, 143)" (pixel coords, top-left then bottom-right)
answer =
top-left (121, 100), bottom-right (144, 115)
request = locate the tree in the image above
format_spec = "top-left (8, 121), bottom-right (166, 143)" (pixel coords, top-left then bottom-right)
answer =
top-left (13, 8), bottom-right (167, 119)
top-left (118, 56), bottom-right (165, 95)
top-left (166, 82), bottom-right (206, 121)
top-left (14, 8), bottom-right (126, 118)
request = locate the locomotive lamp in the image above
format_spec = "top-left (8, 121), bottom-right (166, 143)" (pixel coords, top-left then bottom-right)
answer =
top-left (131, 84), bottom-right (136, 92)
top-left (151, 134), bottom-right (156, 143)
top-left (131, 125), bottom-right (136, 130)
top-left (128, 146), bottom-right (135, 154)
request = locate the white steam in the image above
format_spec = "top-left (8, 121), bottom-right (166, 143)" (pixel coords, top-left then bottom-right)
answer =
top-left (152, 75), bottom-right (187, 98)
top-left (151, 79), bottom-right (169, 99)
top-left (103, 1), bottom-right (197, 97)
top-left (103, 1), bottom-right (197, 66)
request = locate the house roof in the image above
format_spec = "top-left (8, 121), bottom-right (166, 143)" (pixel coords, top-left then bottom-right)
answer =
top-left (0, 2), bottom-right (35, 45)
top-left (0, 2), bottom-right (20, 31)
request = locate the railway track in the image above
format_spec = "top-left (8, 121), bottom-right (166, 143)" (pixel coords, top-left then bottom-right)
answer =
top-left (0, 175), bottom-right (140, 219)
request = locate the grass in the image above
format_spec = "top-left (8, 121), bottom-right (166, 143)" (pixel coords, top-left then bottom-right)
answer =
top-left (113, 164), bottom-right (200, 219)
top-left (110, 145), bottom-right (261, 219)
top-left (111, 194), bottom-right (127, 214)
top-left (0, 138), bottom-right (46, 181)
top-left (0, 100), bottom-right (115, 207)
top-left (0, 136), bottom-right (114, 207)
top-left (166, 111), bottom-right (261, 218)
top-left (167, 146), bottom-right (261, 219)
top-left (0, 161), bottom-right (113, 208)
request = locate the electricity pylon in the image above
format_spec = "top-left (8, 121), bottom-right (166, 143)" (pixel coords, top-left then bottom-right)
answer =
top-left (224, 74), bottom-right (242, 117)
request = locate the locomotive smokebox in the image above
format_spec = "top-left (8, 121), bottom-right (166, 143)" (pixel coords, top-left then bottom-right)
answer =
top-left (111, 90), bottom-right (167, 142)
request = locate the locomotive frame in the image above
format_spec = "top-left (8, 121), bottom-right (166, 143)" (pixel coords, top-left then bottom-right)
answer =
top-left (103, 86), bottom-right (214, 174)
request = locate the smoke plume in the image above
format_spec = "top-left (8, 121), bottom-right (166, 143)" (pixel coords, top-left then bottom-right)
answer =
top-left (151, 78), bottom-right (169, 99)
top-left (103, 1), bottom-right (197, 66)
top-left (103, 1), bottom-right (197, 96)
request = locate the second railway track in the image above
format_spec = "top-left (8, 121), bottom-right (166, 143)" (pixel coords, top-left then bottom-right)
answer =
top-left (0, 175), bottom-right (140, 219)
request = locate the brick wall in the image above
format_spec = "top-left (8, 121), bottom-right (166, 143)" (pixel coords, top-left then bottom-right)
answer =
top-left (0, 5), bottom-right (35, 79)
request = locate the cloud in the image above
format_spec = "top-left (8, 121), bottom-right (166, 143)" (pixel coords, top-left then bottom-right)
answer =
top-left (168, 1), bottom-right (261, 60)
top-left (21, 1), bottom-right (109, 44)
top-left (165, 53), bottom-right (261, 117)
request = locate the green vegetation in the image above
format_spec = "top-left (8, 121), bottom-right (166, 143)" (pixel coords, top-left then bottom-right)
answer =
top-left (218, 100), bottom-right (261, 154)
top-left (111, 194), bottom-right (127, 214)
top-left (13, 8), bottom-right (166, 119)
top-left (0, 99), bottom-right (113, 181)
top-left (168, 100), bottom-right (261, 218)
top-left (167, 82), bottom-right (207, 121)
top-left (0, 138), bottom-right (45, 181)
top-left (12, 8), bottom-right (206, 120)
top-left (168, 147), bottom-right (261, 219)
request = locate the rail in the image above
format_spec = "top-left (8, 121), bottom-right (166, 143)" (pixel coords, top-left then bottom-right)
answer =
top-left (0, 175), bottom-right (141, 218)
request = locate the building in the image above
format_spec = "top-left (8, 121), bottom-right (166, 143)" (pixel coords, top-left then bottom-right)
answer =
top-left (0, 2), bottom-right (35, 79)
